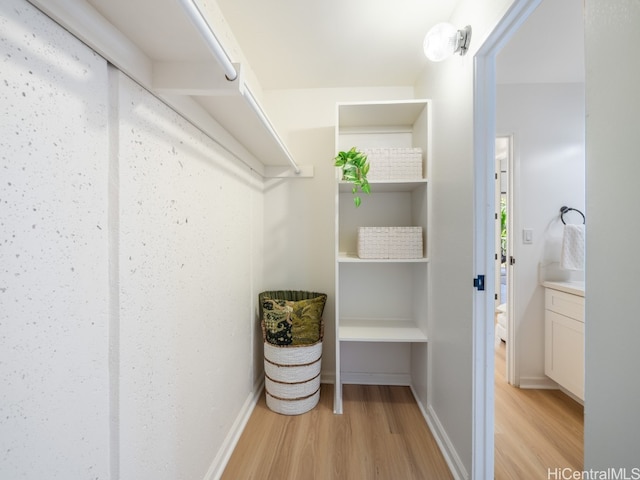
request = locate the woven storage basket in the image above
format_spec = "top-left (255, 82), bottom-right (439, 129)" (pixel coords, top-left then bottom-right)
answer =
top-left (266, 389), bottom-right (321, 416)
top-left (362, 147), bottom-right (423, 181)
top-left (265, 370), bottom-right (320, 399)
top-left (357, 226), bottom-right (423, 259)
top-left (259, 290), bottom-right (326, 415)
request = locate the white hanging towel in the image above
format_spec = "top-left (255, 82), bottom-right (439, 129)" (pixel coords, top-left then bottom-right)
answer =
top-left (560, 224), bottom-right (585, 270)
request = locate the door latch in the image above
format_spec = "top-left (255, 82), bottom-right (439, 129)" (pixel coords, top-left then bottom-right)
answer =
top-left (473, 274), bottom-right (485, 291)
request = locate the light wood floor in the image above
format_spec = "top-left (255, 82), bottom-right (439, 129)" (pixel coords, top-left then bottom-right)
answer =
top-left (223, 343), bottom-right (584, 479)
top-left (494, 340), bottom-right (584, 479)
top-left (221, 384), bottom-right (452, 479)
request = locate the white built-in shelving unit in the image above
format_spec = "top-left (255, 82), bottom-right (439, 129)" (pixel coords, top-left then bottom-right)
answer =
top-left (334, 99), bottom-right (432, 414)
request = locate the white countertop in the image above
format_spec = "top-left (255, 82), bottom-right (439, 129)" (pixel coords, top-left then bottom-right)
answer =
top-left (542, 280), bottom-right (585, 297)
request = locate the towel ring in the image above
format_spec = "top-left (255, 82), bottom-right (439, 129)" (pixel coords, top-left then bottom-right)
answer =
top-left (560, 206), bottom-right (585, 225)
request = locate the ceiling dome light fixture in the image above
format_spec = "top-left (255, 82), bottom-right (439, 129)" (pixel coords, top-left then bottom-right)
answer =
top-left (423, 23), bottom-right (472, 62)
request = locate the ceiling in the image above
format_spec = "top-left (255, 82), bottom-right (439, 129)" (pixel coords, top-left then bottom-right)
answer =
top-left (215, 0), bottom-right (584, 89)
top-left (215, 0), bottom-right (458, 89)
top-left (84, 0), bottom-right (584, 92)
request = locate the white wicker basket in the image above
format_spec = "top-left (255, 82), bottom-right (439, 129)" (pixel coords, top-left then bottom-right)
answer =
top-left (265, 372), bottom-right (320, 400)
top-left (263, 340), bottom-right (322, 369)
top-left (363, 147), bottom-right (423, 181)
top-left (263, 340), bottom-right (322, 415)
top-left (266, 389), bottom-right (321, 416)
top-left (259, 291), bottom-right (325, 416)
top-left (357, 226), bottom-right (423, 259)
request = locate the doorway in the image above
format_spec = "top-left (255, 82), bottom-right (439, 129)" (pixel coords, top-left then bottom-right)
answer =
top-left (493, 0), bottom-right (586, 392)
top-left (494, 135), bottom-right (514, 383)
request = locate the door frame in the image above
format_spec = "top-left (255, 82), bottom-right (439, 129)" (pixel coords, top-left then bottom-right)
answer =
top-left (472, 0), bottom-right (542, 477)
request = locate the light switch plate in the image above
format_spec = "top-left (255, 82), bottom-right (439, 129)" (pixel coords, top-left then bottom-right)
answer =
top-left (523, 228), bottom-right (533, 244)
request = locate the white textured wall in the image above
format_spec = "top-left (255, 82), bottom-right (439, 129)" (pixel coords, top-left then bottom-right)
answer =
top-left (114, 71), bottom-right (262, 480)
top-left (0, 2), bottom-right (110, 478)
top-left (1, 1), bottom-right (264, 479)
top-left (415, 59), bottom-right (475, 477)
top-left (496, 83), bottom-right (585, 385)
top-left (415, 0), bottom-right (515, 475)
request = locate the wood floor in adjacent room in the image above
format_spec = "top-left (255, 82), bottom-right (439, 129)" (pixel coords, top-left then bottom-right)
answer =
top-left (223, 342), bottom-right (584, 479)
top-left (494, 340), bottom-right (584, 479)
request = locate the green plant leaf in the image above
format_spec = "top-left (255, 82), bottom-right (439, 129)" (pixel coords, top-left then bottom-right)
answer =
top-left (334, 146), bottom-right (371, 207)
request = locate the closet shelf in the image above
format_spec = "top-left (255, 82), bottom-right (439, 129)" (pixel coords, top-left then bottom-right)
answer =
top-left (339, 318), bottom-right (428, 342)
top-left (337, 100), bottom-right (429, 129)
top-left (338, 179), bottom-right (427, 193)
top-left (30, 0), bottom-right (309, 178)
top-left (338, 253), bottom-right (429, 263)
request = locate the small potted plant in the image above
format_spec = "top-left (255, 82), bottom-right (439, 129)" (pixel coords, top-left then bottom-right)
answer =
top-left (334, 147), bottom-right (371, 207)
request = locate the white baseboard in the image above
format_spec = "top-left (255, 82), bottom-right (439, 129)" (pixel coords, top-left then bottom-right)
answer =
top-left (558, 385), bottom-right (584, 405)
top-left (518, 376), bottom-right (558, 389)
top-left (409, 386), bottom-right (468, 480)
top-left (518, 376), bottom-right (583, 404)
top-left (204, 377), bottom-right (264, 480)
top-left (320, 371), bottom-right (335, 385)
top-left (341, 372), bottom-right (411, 386)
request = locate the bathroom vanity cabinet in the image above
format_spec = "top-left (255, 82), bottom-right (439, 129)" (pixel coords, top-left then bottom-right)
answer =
top-left (543, 282), bottom-right (585, 401)
top-left (333, 100), bottom-right (431, 414)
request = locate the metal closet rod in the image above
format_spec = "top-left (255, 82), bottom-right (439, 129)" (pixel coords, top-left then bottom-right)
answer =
top-left (178, 0), bottom-right (301, 175)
